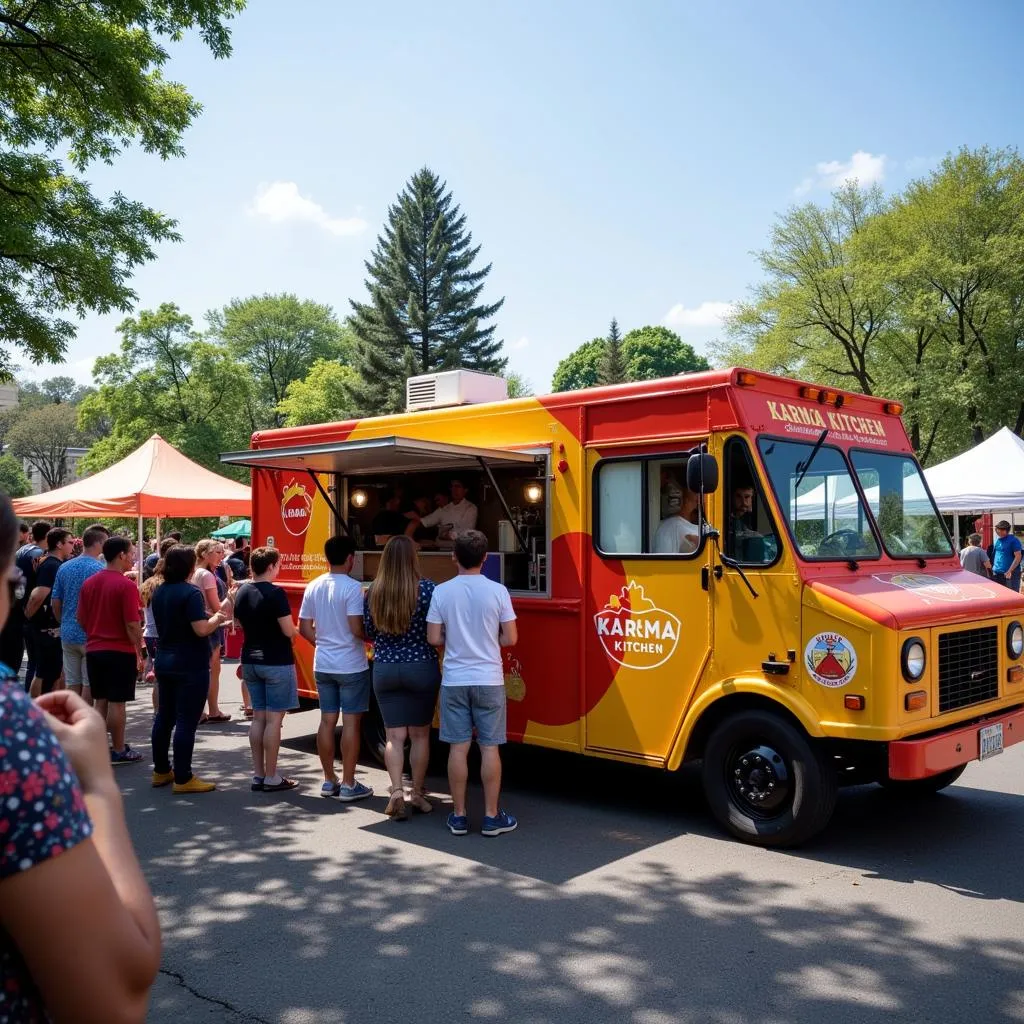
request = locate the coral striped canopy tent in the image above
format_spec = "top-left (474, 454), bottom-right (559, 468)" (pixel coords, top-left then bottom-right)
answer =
top-left (11, 435), bottom-right (250, 553)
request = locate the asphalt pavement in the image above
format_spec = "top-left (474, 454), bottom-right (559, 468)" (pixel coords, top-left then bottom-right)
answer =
top-left (120, 665), bottom-right (1024, 1024)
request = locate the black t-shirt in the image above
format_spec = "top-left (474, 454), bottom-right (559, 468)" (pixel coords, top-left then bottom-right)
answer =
top-left (151, 582), bottom-right (212, 673)
top-left (233, 582), bottom-right (294, 665)
top-left (14, 544), bottom-right (42, 611)
top-left (28, 555), bottom-right (61, 630)
top-left (371, 509), bottom-right (408, 541)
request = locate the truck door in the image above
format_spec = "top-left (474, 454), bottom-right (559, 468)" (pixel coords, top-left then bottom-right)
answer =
top-left (584, 446), bottom-right (714, 761)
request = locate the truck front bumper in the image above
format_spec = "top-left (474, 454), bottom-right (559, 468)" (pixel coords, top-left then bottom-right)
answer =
top-left (888, 706), bottom-right (1024, 780)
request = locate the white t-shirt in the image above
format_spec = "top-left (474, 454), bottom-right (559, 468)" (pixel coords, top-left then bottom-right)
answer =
top-left (426, 573), bottom-right (516, 686)
top-left (419, 499), bottom-right (478, 540)
top-left (298, 572), bottom-right (367, 675)
top-left (653, 515), bottom-right (700, 554)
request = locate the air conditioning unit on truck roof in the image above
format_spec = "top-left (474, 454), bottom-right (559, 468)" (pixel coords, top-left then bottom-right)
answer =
top-left (406, 369), bottom-right (508, 411)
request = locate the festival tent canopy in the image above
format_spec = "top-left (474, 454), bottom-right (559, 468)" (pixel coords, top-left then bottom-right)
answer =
top-left (920, 427), bottom-right (1024, 514)
top-left (211, 519), bottom-right (251, 540)
top-left (11, 435), bottom-right (251, 518)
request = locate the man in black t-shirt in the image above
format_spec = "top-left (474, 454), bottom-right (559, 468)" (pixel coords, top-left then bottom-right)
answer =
top-left (13, 521), bottom-right (51, 689)
top-left (25, 528), bottom-right (75, 696)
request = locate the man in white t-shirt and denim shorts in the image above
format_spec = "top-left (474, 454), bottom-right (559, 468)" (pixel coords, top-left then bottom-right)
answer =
top-left (298, 535), bottom-right (373, 801)
top-left (427, 530), bottom-right (518, 836)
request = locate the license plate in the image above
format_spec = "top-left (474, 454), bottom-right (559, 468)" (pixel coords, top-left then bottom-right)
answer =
top-left (979, 723), bottom-right (1004, 761)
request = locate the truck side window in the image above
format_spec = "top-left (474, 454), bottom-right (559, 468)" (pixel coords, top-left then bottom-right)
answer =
top-left (594, 449), bottom-right (705, 558)
top-left (724, 438), bottom-right (779, 565)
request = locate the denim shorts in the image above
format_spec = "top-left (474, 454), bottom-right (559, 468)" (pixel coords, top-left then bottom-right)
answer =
top-left (315, 668), bottom-right (372, 715)
top-left (242, 663), bottom-right (299, 712)
top-left (439, 685), bottom-right (507, 746)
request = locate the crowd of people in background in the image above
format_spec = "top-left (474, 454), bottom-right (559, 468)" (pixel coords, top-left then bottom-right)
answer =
top-left (959, 520), bottom-right (1024, 590)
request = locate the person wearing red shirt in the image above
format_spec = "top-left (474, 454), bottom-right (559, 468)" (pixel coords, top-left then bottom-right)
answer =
top-left (78, 537), bottom-right (145, 765)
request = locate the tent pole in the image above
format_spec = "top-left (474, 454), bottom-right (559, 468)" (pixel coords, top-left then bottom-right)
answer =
top-left (137, 515), bottom-right (144, 592)
top-left (953, 512), bottom-right (960, 551)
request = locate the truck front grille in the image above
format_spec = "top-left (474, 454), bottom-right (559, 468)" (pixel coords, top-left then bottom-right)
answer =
top-left (938, 626), bottom-right (999, 713)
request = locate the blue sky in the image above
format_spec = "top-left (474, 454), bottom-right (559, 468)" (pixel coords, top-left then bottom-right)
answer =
top-left (28, 0), bottom-right (1024, 394)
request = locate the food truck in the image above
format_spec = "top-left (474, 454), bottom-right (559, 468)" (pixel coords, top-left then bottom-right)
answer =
top-left (221, 367), bottom-right (1024, 846)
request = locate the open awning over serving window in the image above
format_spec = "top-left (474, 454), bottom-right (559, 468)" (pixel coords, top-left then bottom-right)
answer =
top-left (220, 435), bottom-right (543, 476)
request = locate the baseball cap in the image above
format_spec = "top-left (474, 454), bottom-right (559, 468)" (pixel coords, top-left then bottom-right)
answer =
top-left (996, 520), bottom-right (1011, 530)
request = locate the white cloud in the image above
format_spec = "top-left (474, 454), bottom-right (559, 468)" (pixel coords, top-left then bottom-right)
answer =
top-left (795, 151), bottom-right (886, 195)
top-left (249, 181), bottom-right (368, 236)
top-left (662, 301), bottom-right (736, 329)
top-left (512, 336), bottom-right (530, 350)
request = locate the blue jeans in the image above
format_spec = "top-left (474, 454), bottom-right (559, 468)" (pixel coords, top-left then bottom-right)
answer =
top-left (151, 668), bottom-right (210, 784)
top-left (995, 569), bottom-right (1021, 591)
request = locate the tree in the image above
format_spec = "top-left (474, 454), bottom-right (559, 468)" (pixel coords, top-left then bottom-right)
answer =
top-left (0, 453), bottom-right (30, 498)
top-left (598, 318), bottom-right (627, 385)
top-left (278, 360), bottom-right (361, 427)
top-left (348, 167), bottom-right (505, 414)
top-left (505, 372), bottom-right (534, 398)
top-left (8, 402), bottom-right (80, 490)
top-left (78, 303), bottom-right (248, 475)
top-left (552, 337), bottom-right (606, 392)
top-left (622, 326), bottom-right (710, 380)
top-left (0, 1), bottom-right (245, 376)
top-left (208, 295), bottom-right (352, 428)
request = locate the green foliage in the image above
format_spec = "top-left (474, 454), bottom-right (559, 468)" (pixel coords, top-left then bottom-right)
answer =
top-left (505, 372), bottom-right (533, 398)
top-left (552, 337), bottom-right (606, 392)
top-left (7, 402), bottom-right (81, 490)
top-left (0, 0), bottom-right (244, 372)
top-left (0, 453), bottom-right (30, 498)
top-left (278, 359), bottom-right (360, 427)
top-left (349, 167), bottom-right (506, 414)
top-left (721, 147), bottom-right (1024, 464)
top-left (598, 318), bottom-right (627, 385)
top-left (207, 294), bottom-right (352, 428)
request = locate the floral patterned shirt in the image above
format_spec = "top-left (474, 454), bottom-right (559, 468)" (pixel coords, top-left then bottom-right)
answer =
top-left (363, 578), bottom-right (437, 663)
top-left (0, 674), bottom-right (93, 1022)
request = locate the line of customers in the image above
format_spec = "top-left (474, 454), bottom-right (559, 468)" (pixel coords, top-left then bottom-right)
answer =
top-left (959, 521), bottom-right (1024, 590)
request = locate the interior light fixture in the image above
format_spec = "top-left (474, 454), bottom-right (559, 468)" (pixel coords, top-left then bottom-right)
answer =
top-left (350, 489), bottom-right (369, 509)
top-left (524, 482), bottom-right (544, 504)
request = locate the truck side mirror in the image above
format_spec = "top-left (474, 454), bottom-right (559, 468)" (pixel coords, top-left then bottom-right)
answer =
top-left (687, 453), bottom-right (719, 495)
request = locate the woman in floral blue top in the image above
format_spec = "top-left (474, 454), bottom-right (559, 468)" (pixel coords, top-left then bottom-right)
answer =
top-left (364, 536), bottom-right (440, 820)
top-left (0, 493), bottom-right (160, 1022)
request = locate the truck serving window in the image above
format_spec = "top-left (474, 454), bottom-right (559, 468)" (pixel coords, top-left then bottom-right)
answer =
top-left (849, 450), bottom-right (952, 558)
top-left (594, 451), bottom-right (705, 558)
top-left (757, 437), bottom-right (879, 561)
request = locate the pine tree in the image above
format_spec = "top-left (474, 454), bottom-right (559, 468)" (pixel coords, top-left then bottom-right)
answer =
top-left (348, 167), bottom-right (506, 413)
top-left (598, 317), bottom-right (627, 385)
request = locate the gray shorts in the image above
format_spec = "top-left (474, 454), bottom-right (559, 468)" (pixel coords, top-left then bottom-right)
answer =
top-left (62, 641), bottom-right (89, 689)
top-left (439, 685), bottom-right (507, 746)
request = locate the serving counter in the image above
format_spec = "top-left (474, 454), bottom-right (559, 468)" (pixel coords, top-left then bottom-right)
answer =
top-left (351, 549), bottom-right (539, 591)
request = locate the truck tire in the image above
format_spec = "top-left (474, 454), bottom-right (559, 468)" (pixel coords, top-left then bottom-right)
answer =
top-left (878, 764), bottom-right (966, 796)
top-left (702, 709), bottom-right (838, 847)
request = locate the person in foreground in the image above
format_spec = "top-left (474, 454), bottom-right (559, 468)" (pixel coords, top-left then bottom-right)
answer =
top-left (364, 535), bottom-right (440, 819)
top-left (426, 530), bottom-right (518, 837)
top-left (0, 495), bottom-right (161, 1022)
top-left (298, 535), bottom-right (373, 801)
top-left (150, 545), bottom-right (232, 794)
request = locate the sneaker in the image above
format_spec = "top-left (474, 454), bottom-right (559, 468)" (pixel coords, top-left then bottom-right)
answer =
top-left (337, 781), bottom-right (373, 802)
top-left (446, 812), bottom-right (469, 836)
top-left (173, 775), bottom-right (216, 794)
top-left (320, 781), bottom-right (341, 798)
top-left (151, 770), bottom-right (174, 788)
top-left (481, 810), bottom-right (517, 837)
top-left (111, 746), bottom-right (143, 765)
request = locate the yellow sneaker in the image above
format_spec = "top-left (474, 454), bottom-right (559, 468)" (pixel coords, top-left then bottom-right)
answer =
top-left (172, 775), bottom-right (216, 794)
top-left (152, 771), bottom-right (174, 788)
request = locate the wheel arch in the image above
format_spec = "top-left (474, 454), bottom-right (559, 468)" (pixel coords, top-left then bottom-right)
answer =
top-left (668, 680), bottom-right (824, 771)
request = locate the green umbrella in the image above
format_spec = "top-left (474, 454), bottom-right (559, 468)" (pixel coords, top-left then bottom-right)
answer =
top-left (210, 519), bottom-right (251, 540)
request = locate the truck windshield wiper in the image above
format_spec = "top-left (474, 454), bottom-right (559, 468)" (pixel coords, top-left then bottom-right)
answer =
top-left (794, 429), bottom-right (828, 491)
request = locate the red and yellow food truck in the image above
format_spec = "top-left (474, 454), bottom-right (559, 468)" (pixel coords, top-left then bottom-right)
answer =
top-left (221, 367), bottom-right (1024, 846)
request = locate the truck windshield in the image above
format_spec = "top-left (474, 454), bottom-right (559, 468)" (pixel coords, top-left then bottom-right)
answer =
top-left (849, 450), bottom-right (952, 558)
top-left (757, 438), bottom-right (880, 560)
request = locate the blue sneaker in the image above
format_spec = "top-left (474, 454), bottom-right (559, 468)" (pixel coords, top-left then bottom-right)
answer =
top-left (337, 781), bottom-right (373, 802)
top-left (481, 810), bottom-right (517, 836)
top-left (111, 746), bottom-right (143, 765)
top-left (321, 781), bottom-right (341, 798)
top-left (446, 812), bottom-right (469, 836)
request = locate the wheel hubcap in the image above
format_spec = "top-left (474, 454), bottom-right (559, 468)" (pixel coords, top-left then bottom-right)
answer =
top-left (728, 743), bottom-right (791, 817)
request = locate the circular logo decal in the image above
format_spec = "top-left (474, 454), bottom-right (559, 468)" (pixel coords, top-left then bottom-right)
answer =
top-left (804, 632), bottom-right (858, 688)
top-left (280, 481), bottom-right (313, 537)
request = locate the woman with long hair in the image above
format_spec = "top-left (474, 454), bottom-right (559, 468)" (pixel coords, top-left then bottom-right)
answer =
top-left (150, 546), bottom-right (231, 793)
top-left (191, 539), bottom-right (232, 723)
top-left (0, 492), bottom-right (161, 1020)
top-left (364, 535), bottom-right (440, 820)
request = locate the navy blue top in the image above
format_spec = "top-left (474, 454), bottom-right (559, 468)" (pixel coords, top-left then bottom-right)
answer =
top-left (364, 578), bottom-right (437, 663)
top-left (152, 582), bottom-right (212, 673)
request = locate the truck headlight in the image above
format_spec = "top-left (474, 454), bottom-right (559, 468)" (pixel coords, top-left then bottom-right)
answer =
top-left (901, 638), bottom-right (926, 682)
top-left (1008, 622), bottom-right (1023, 660)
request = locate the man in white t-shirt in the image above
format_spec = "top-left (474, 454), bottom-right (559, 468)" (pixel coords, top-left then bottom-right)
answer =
top-left (653, 484), bottom-right (701, 554)
top-left (298, 535), bottom-right (373, 801)
top-left (427, 529), bottom-right (518, 837)
top-left (407, 478), bottom-right (478, 543)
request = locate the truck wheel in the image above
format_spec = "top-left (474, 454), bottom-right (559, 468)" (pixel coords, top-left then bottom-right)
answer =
top-left (360, 696), bottom-right (387, 768)
top-left (702, 710), bottom-right (837, 847)
top-left (878, 765), bottom-right (966, 796)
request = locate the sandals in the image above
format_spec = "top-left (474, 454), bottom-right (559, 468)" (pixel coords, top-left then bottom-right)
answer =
top-left (385, 787), bottom-right (408, 821)
top-left (202, 712), bottom-right (231, 724)
top-left (408, 789), bottom-right (433, 814)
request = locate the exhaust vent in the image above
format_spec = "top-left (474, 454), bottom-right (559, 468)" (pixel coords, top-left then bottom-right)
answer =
top-left (406, 370), bottom-right (508, 411)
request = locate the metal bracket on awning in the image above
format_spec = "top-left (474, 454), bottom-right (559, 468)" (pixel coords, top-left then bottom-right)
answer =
top-left (307, 471), bottom-right (350, 537)
top-left (477, 456), bottom-right (529, 553)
